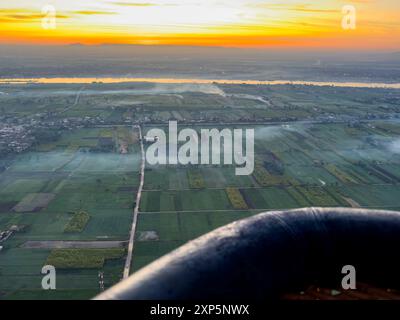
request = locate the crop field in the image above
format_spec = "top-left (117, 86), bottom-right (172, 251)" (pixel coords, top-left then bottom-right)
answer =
top-left (64, 211), bottom-right (91, 233)
top-left (47, 248), bottom-right (126, 269)
top-left (0, 126), bottom-right (139, 299)
top-left (226, 188), bottom-right (248, 210)
top-left (132, 210), bottom-right (254, 271)
top-left (13, 193), bottom-right (55, 213)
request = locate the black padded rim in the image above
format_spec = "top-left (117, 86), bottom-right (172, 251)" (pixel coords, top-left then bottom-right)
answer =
top-left (95, 208), bottom-right (400, 300)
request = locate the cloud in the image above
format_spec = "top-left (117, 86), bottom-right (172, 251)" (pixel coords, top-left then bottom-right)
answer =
top-left (0, 9), bottom-right (68, 22)
top-left (0, 8), bottom-right (116, 24)
top-left (111, 2), bottom-right (158, 7)
top-left (72, 10), bottom-right (117, 15)
top-left (251, 3), bottom-right (338, 14)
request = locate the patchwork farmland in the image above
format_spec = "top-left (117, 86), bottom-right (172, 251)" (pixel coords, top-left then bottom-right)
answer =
top-left (131, 121), bottom-right (400, 272)
top-left (0, 127), bottom-right (140, 299)
top-left (1, 82), bottom-right (400, 299)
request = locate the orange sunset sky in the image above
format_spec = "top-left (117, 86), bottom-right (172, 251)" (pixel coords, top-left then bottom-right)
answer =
top-left (1, 0), bottom-right (400, 50)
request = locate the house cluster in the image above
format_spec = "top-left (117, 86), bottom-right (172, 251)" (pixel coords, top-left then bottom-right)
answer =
top-left (0, 113), bottom-right (109, 157)
top-left (0, 124), bottom-right (33, 154)
top-left (0, 225), bottom-right (19, 248)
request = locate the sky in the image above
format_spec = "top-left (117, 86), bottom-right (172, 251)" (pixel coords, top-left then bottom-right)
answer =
top-left (1, 0), bottom-right (400, 50)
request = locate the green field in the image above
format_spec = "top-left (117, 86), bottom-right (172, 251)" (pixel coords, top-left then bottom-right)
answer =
top-left (0, 126), bottom-right (138, 299)
top-left (132, 120), bottom-right (400, 275)
top-left (47, 248), bottom-right (125, 269)
top-left (1, 82), bottom-right (400, 300)
top-left (64, 211), bottom-right (91, 233)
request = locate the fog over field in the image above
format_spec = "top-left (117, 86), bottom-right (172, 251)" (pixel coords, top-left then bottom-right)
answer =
top-left (3, 83), bottom-right (226, 98)
top-left (255, 125), bottom-right (308, 141)
top-left (386, 138), bottom-right (400, 154)
top-left (254, 123), bottom-right (400, 165)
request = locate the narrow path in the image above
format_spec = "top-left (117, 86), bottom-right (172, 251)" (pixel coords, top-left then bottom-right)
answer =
top-left (21, 240), bottom-right (127, 249)
top-left (123, 125), bottom-right (145, 279)
top-left (141, 182), bottom-right (400, 192)
top-left (138, 204), bottom-right (400, 215)
top-left (59, 86), bottom-right (85, 114)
